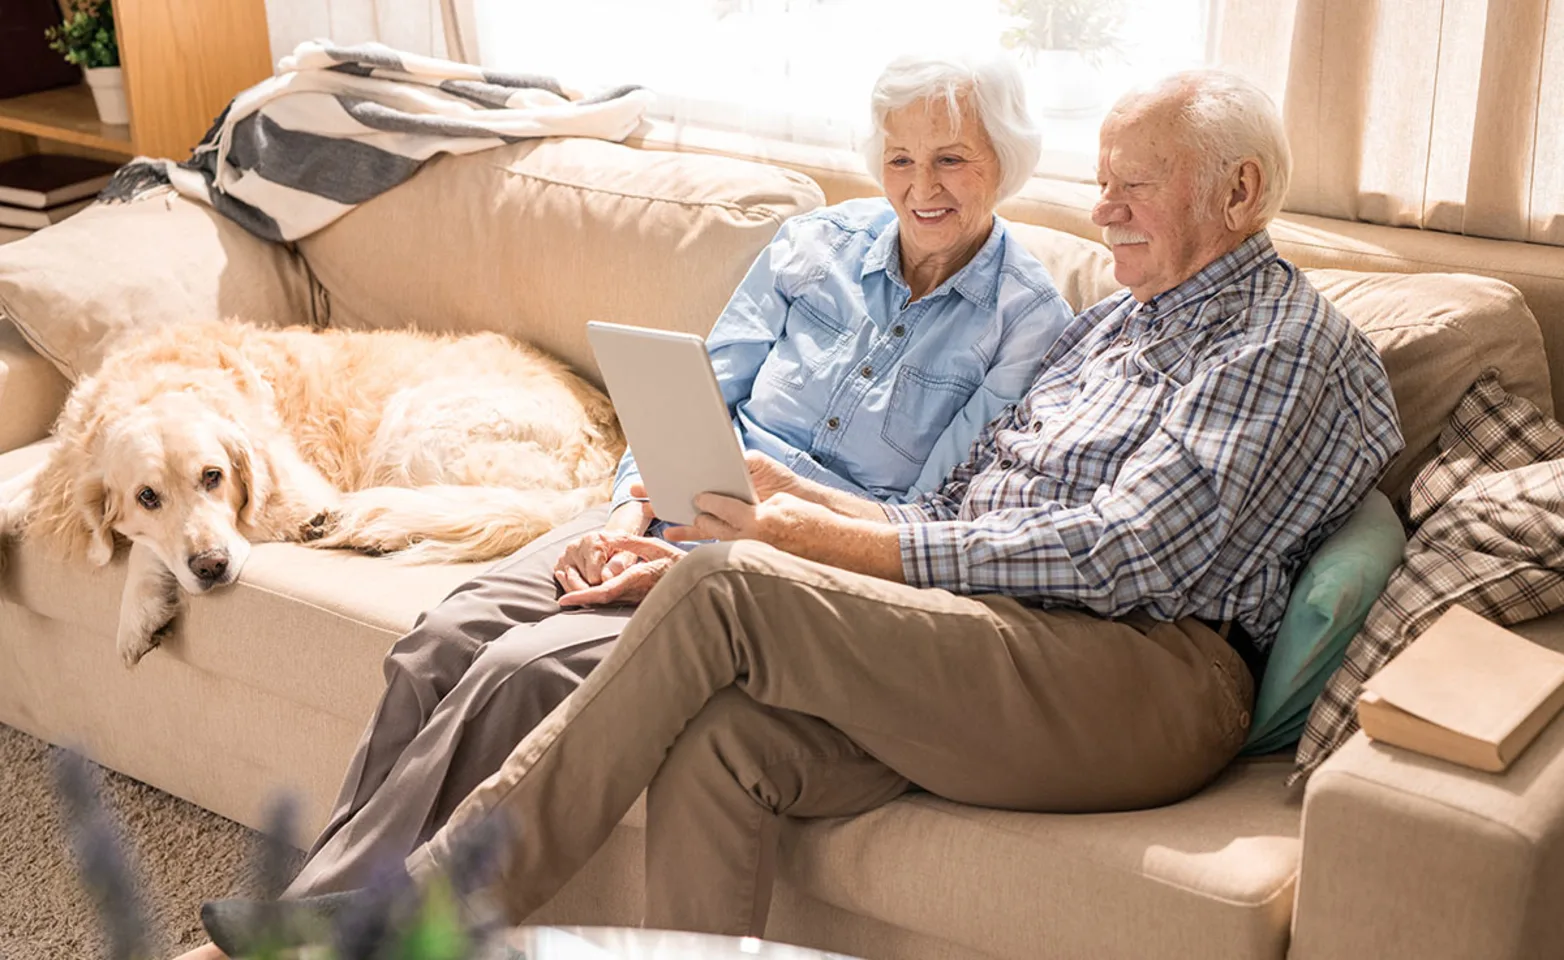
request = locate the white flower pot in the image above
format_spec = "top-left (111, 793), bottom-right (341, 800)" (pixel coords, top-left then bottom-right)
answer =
top-left (84, 66), bottom-right (130, 126)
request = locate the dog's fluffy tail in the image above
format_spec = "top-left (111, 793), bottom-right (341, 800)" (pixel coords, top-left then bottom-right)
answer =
top-left (312, 484), bottom-right (607, 563)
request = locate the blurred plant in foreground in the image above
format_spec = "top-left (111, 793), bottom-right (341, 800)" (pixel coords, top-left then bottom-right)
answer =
top-left (53, 748), bottom-right (519, 959)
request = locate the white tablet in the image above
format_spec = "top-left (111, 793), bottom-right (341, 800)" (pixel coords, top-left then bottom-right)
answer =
top-left (587, 321), bottom-right (756, 526)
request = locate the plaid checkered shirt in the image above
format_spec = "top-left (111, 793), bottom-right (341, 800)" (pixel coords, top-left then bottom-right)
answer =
top-left (886, 231), bottom-right (1405, 648)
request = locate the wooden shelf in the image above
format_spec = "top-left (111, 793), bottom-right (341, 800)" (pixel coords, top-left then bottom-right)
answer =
top-left (0, 85), bottom-right (134, 155)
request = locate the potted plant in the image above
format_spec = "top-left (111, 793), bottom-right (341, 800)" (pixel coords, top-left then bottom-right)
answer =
top-left (1001, 0), bottom-right (1124, 118)
top-left (45, 0), bottom-right (127, 125)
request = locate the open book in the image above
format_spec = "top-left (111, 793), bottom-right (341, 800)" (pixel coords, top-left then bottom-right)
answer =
top-left (1356, 605), bottom-right (1564, 772)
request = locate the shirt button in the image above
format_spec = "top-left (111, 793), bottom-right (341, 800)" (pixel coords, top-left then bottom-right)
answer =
top-left (1031, 421), bottom-right (1043, 433)
top-left (1000, 458), bottom-right (1014, 469)
top-left (827, 417), bottom-right (840, 430)
top-left (892, 324), bottom-right (906, 337)
top-left (861, 365), bottom-right (874, 378)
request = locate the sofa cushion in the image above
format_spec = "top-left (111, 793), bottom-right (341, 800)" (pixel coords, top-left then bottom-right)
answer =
top-left (299, 137), bottom-right (826, 390)
top-left (0, 320), bottom-right (67, 455)
top-left (1006, 221), bottom-right (1119, 313)
top-left (1003, 225), bottom-right (1553, 503)
top-left (780, 756), bottom-right (1302, 960)
top-left (1308, 270), bottom-right (1552, 502)
top-left (1242, 490), bottom-right (1406, 756)
top-left (0, 441), bottom-right (485, 725)
top-left (0, 196), bottom-right (314, 382)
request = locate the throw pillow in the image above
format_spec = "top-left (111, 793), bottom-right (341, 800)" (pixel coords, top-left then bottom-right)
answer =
top-left (1293, 374), bottom-right (1564, 783)
top-left (1406, 368), bottom-right (1564, 524)
top-left (0, 194), bottom-right (311, 382)
top-left (1241, 490), bottom-right (1406, 756)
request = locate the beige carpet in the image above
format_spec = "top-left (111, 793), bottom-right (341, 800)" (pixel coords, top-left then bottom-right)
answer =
top-left (0, 722), bottom-right (302, 959)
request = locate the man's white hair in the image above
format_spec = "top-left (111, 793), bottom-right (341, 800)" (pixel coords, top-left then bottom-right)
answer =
top-left (860, 51), bottom-right (1041, 203)
top-left (1114, 69), bottom-right (1293, 226)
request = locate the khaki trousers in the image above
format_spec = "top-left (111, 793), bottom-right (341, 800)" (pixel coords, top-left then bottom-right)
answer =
top-left (410, 540), bottom-right (1254, 936)
top-left (289, 506), bottom-right (628, 896)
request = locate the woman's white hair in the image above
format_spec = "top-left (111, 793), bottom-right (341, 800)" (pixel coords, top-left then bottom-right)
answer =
top-left (860, 51), bottom-right (1041, 204)
top-left (1118, 70), bottom-right (1293, 226)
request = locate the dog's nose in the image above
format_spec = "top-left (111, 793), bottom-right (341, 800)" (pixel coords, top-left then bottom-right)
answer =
top-left (188, 550), bottom-right (230, 584)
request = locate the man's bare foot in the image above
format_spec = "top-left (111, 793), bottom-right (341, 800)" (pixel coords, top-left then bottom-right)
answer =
top-left (171, 943), bottom-right (226, 960)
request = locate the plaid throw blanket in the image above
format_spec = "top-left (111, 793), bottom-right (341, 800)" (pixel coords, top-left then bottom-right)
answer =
top-left (1293, 371), bottom-right (1564, 782)
top-left (100, 41), bottom-right (654, 242)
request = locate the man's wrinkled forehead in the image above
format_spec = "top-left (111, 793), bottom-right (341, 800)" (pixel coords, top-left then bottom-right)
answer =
top-left (1098, 98), bottom-right (1193, 177)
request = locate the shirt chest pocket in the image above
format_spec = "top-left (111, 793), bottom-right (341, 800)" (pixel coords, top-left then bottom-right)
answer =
top-left (763, 296), bottom-right (854, 392)
top-left (1033, 374), bottom-right (1170, 488)
top-left (882, 365), bottom-right (981, 464)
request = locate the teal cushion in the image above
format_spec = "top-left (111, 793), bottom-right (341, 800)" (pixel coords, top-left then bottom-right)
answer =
top-left (1241, 490), bottom-right (1407, 755)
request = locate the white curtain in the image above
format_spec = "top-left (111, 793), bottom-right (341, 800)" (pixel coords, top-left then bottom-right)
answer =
top-left (468, 0), bottom-right (1210, 179)
top-left (264, 0), bottom-right (478, 69)
top-left (1216, 0), bottom-right (1564, 246)
top-left (274, 0), bottom-right (1564, 247)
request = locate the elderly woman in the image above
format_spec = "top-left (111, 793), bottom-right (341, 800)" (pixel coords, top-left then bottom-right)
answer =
top-left (175, 50), bottom-right (1068, 958)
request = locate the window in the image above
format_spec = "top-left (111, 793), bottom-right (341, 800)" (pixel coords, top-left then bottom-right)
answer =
top-left (472, 0), bottom-right (1212, 181)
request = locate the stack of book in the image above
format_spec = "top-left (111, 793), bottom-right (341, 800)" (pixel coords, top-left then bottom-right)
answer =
top-left (0, 154), bottom-right (121, 245)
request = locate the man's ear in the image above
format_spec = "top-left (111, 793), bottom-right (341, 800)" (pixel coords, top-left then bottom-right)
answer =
top-left (1223, 158), bottom-right (1265, 232)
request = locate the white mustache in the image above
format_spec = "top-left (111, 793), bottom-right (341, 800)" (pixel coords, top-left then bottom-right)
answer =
top-left (1103, 226), bottom-right (1151, 245)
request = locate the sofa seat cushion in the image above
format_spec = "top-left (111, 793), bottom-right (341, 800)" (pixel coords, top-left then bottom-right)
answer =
top-left (779, 756), bottom-right (1302, 960)
top-left (0, 442), bottom-right (487, 724)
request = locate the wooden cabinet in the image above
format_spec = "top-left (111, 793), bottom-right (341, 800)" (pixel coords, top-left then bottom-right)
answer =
top-left (0, 0), bottom-right (272, 161)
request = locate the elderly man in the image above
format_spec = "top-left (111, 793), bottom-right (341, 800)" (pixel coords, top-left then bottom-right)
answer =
top-left (198, 67), bottom-right (1402, 954)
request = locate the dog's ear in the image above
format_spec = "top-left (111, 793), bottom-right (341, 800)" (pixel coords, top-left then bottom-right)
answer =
top-left (222, 424), bottom-right (271, 528)
top-left (76, 473), bottom-right (118, 566)
top-left (26, 379), bottom-right (119, 566)
top-left (28, 451), bottom-right (118, 566)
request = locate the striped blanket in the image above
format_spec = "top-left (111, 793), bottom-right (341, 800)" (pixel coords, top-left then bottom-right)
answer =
top-left (101, 41), bottom-right (654, 242)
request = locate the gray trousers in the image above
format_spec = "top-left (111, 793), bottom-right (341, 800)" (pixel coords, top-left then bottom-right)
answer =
top-left (287, 504), bottom-right (629, 896)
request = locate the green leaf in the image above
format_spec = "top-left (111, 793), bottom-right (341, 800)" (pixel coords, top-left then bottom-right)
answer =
top-left (393, 878), bottom-right (470, 960)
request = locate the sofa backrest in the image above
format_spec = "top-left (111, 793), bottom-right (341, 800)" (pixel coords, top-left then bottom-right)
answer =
top-left (1007, 221), bottom-right (1554, 503)
top-left (296, 137), bottom-right (826, 387)
top-left (0, 134), bottom-right (1549, 509)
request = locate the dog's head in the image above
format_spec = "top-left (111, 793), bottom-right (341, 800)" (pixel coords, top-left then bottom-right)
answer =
top-left (31, 389), bottom-right (270, 595)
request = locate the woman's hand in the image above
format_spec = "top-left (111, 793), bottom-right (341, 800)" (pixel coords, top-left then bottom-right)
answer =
top-left (556, 535), bottom-right (688, 607)
top-left (552, 501), bottom-right (655, 595)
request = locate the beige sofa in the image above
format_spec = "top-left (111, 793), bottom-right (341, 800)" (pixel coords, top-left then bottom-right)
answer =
top-left (2, 135), bottom-right (1563, 960)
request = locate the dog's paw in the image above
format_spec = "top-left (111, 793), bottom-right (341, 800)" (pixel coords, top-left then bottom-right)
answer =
top-left (299, 509), bottom-right (339, 542)
top-left (116, 627), bottom-right (160, 669)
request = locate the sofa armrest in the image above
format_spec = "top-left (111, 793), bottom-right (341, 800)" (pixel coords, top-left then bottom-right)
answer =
top-left (0, 319), bottom-right (67, 455)
top-left (1290, 712), bottom-right (1564, 960)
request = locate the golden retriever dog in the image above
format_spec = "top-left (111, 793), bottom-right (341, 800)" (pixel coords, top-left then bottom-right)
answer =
top-left (5, 320), bottom-right (624, 667)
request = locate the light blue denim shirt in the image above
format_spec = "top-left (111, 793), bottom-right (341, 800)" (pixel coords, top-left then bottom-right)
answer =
top-left (611, 197), bottom-right (1073, 516)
